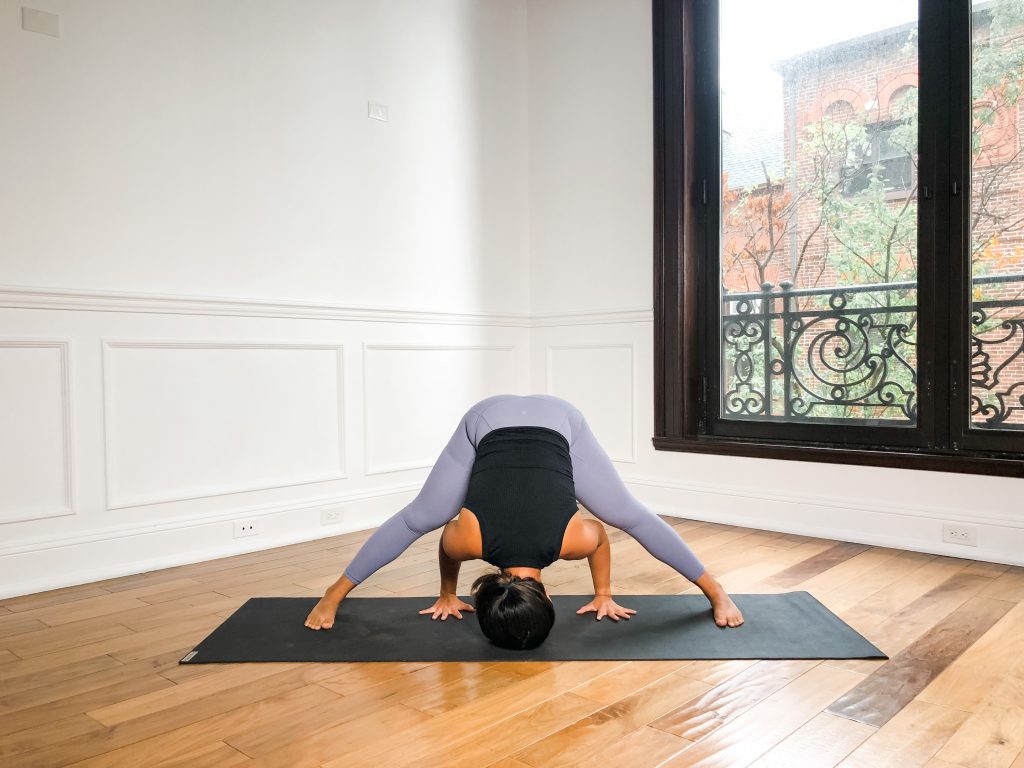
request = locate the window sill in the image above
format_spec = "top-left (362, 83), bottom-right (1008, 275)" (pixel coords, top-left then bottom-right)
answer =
top-left (651, 435), bottom-right (1024, 478)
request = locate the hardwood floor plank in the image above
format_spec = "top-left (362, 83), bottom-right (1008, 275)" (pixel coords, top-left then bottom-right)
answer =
top-left (314, 660), bottom-right (437, 696)
top-left (0, 666), bottom-right (176, 740)
top-left (3, 621), bottom-right (134, 660)
top-left (108, 620), bottom-right (225, 664)
top-left (826, 596), bottom-right (1012, 728)
top-left (0, 653), bottom-right (178, 717)
top-left (246, 702), bottom-right (433, 768)
top-left (11, 593), bottom-right (152, 627)
top-left (978, 567), bottom-right (1024, 603)
top-left (16, 664), bottom-right (347, 767)
top-left (520, 723), bottom-right (691, 768)
top-left (0, 615), bottom-right (219, 681)
top-left (836, 699), bottom-right (971, 768)
top-left (402, 665), bottom-right (527, 715)
top-left (66, 679), bottom-right (340, 768)
top-left (657, 663), bottom-right (866, 767)
top-left (959, 560), bottom-right (1010, 578)
top-left (223, 684), bottom-right (378, 758)
top-left (812, 550), bottom-right (938, 617)
top-left (649, 660), bottom-right (818, 742)
top-left (0, 653), bottom-right (126, 696)
top-left (486, 759), bottom-right (536, 768)
top-left (317, 662), bottom-right (626, 768)
top-left (433, 692), bottom-right (604, 768)
top-left (118, 594), bottom-right (246, 633)
top-left (514, 672), bottom-right (712, 768)
top-left (824, 567), bottom-right (1002, 676)
top-left (155, 741), bottom-right (253, 767)
top-left (747, 711), bottom-right (876, 767)
top-left (678, 658), bottom-right (761, 686)
top-left (689, 539), bottom-right (840, 596)
top-left (569, 660), bottom-right (696, 706)
top-left (89, 663), bottom-right (303, 725)
top-left (916, 599), bottom-right (1024, 713)
top-left (0, 714), bottom-right (108, 762)
top-left (1, 584), bottom-right (112, 613)
top-left (103, 577), bottom-right (207, 603)
top-left (759, 542), bottom-right (874, 590)
top-left (0, 614), bottom-right (50, 642)
top-left (773, 546), bottom-right (902, 595)
top-left (933, 704), bottom-right (1024, 768)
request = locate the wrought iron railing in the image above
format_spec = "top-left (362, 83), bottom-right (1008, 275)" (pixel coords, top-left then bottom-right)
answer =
top-left (721, 273), bottom-right (1024, 427)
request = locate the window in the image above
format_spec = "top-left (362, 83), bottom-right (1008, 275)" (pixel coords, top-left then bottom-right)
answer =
top-left (842, 120), bottom-right (916, 197)
top-left (653, 0), bottom-right (1024, 476)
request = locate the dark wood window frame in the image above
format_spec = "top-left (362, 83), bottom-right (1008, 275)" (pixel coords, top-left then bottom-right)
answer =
top-left (652, 0), bottom-right (1024, 478)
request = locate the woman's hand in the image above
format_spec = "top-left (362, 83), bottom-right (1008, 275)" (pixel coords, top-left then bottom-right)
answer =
top-left (418, 593), bottom-right (476, 621)
top-left (576, 594), bottom-right (636, 622)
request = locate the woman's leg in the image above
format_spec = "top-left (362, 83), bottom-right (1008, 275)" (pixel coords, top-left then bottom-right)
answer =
top-left (343, 408), bottom-right (485, 584)
top-left (568, 410), bottom-right (744, 627)
top-left (568, 412), bottom-right (707, 581)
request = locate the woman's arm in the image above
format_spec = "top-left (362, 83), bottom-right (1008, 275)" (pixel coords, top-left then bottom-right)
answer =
top-left (574, 519), bottom-right (636, 621)
top-left (418, 534), bottom-right (475, 620)
top-left (584, 520), bottom-right (612, 596)
top-left (438, 536), bottom-right (462, 596)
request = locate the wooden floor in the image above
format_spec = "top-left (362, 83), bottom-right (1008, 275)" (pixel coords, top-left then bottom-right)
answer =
top-left (2, 515), bottom-right (1023, 768)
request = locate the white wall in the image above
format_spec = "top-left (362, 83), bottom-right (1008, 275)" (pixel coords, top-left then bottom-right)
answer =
top-left (0, 0), bottom-right (532, 598)
top-left (527, 0), bottom-right (653, 316)
top-left (526, 0), bottom-right (1024, 566)
top-left (1, 0), bottom-right (529, 314)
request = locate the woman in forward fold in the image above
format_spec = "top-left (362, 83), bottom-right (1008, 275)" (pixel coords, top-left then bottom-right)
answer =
top-left (305, 394), bottom-right (744, 649)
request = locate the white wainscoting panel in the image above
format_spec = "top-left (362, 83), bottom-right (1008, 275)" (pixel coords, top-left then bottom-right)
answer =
top-left (0, 339), bottom-right (74, 523)
top-left (546, 343), bottom-right (636, 462)
top-left (363, 344), bottom-right (516, 474)
top-left (103, 341), bottom-right (345, 508)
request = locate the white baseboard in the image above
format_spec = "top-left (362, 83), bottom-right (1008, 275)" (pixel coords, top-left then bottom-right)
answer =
top-left (0, 491), bottom-right (405, 600)
top-left (627, 476), bottom-right (1024, 569)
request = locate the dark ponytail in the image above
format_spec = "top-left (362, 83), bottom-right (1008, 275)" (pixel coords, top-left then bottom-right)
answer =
top-left (470, 571), bottom-right (555, 650)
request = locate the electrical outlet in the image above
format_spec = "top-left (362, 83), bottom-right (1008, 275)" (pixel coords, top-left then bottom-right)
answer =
top-left (233, 519), bottom-right (258, 538)
top-left (320, 506), bottom-right (344, 526)
top-left (942, 522), bottom-right (977, 547)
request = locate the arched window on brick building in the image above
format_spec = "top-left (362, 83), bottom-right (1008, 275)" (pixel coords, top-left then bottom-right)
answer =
top-left (842, 87), bottom-right (917, 198)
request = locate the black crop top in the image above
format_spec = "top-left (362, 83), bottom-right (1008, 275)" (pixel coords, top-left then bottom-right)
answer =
top-left (461, 426), bottom-right (579, 569)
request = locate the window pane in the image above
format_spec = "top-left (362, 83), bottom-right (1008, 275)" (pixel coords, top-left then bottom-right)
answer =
top-left (970, 0), bottom-right (1024, 430)
top-left (719, 1), bottom-right (919, 424)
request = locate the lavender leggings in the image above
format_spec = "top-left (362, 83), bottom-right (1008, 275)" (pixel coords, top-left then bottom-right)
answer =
top-left (343, 394), bottom-right (707, 585)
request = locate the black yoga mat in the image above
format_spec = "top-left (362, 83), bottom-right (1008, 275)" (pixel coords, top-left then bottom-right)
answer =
top-left (179, 592), bottom-right (887, 663)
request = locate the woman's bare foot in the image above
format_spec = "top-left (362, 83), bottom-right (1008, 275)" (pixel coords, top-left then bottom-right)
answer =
top-left (305, 593), bottom-right (341, 630)
top-left (693, 570), bottom-right (745, 628)
top-left (708, 590), bottom-right (744, 628)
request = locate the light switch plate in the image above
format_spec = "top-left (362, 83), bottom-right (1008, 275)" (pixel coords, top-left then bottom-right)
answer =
top-left (22, 7), bottom-right (60, 37)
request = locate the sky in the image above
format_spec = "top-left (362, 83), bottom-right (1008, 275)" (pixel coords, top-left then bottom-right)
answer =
top-left (720, 0), bottom-right (920, 137)
top-left (721, 0), bottom-right (996, 122)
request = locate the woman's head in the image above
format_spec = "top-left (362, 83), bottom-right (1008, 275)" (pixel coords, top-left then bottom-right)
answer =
top-left (470, 571), bottom-right (555, 650)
